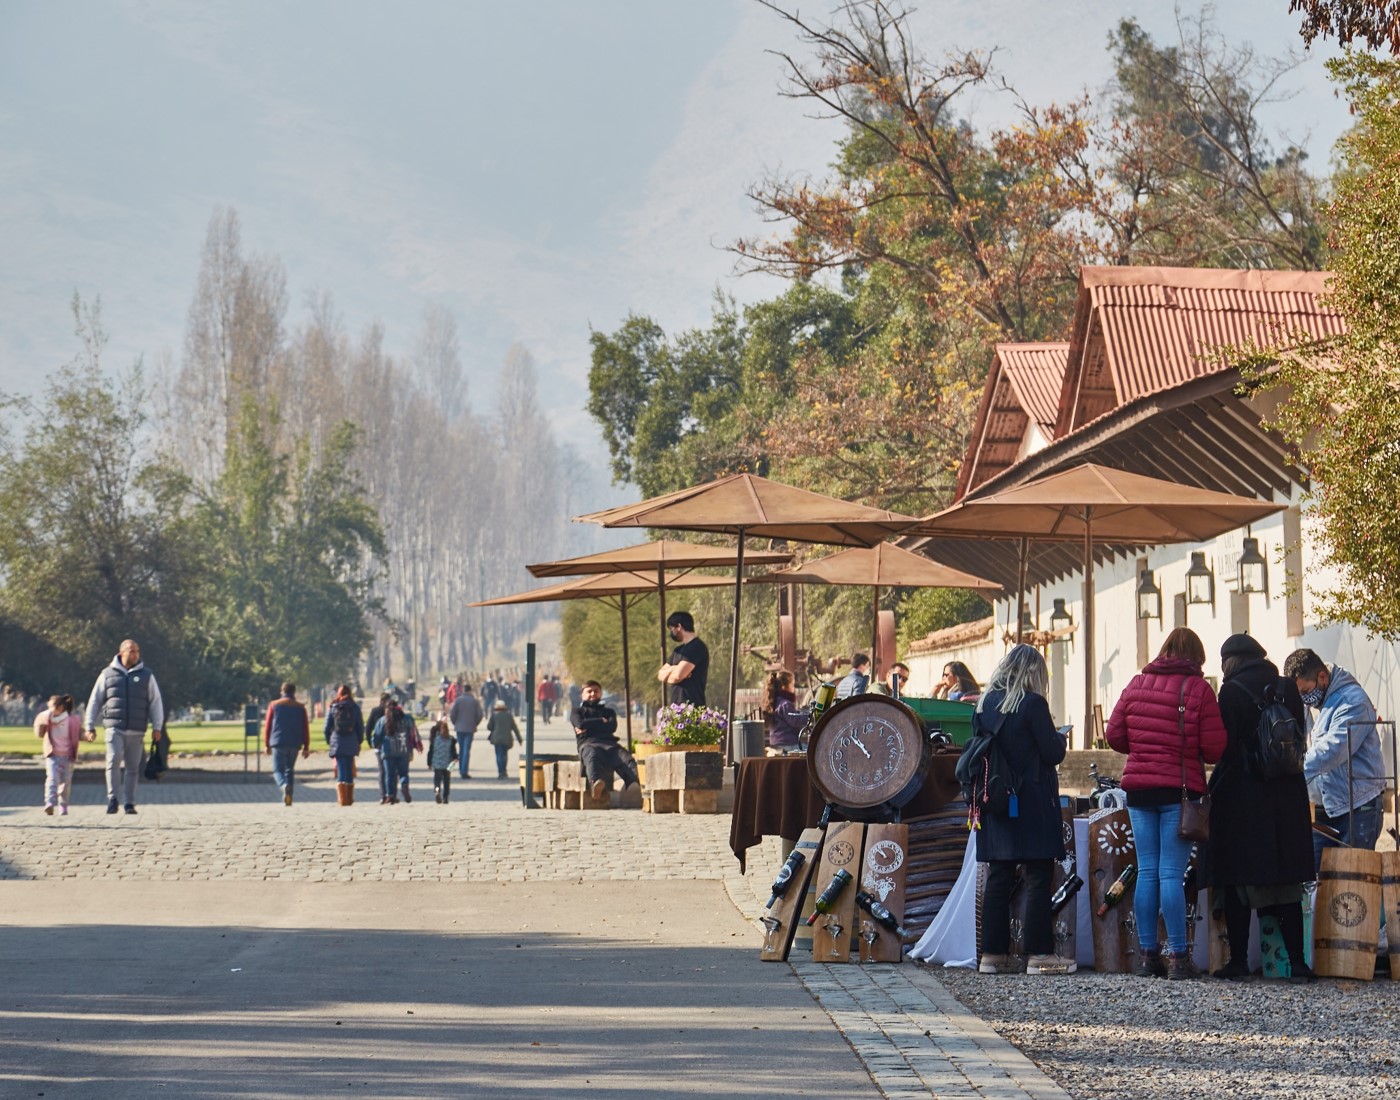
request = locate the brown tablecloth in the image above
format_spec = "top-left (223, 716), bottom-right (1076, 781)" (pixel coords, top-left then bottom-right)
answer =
top-left (728, 751), bottom-right (962, 872)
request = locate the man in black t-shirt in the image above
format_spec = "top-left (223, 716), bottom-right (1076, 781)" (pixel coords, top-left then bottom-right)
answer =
top-left (657, 610), bottom-right (709, 707)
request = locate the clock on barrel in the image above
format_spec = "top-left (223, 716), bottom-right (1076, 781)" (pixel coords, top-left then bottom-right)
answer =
top-left (807, 694), bottom-right (931, 822)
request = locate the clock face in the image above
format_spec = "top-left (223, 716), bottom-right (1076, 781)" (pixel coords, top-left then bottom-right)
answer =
top-left (1330, 891), bottom-right (1368, 928)
top-left (808, 696), bottom-right (926, 811)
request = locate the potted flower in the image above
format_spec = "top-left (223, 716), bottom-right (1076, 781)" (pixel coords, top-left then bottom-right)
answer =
top-left (636, 703), bottom-right (728, 758)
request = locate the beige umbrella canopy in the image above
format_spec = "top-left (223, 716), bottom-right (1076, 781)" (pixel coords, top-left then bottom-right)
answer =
top-left (575, 474), bottom-right (921, 755)
top-left (526, 539), bottom-right (793, 666)
top-left (749, 542), bottom-right (1002, 687)
top-left (469, 572), bottom-right (733, 747)
top-left (908, 463), bottom-right (1285, 748)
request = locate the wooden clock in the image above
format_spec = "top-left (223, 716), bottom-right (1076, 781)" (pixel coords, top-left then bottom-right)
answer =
top-left (807, 695), bottom-right (930, 821)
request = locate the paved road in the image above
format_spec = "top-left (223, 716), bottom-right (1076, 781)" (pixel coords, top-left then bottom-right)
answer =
top-left (0, 761), bottom-right (1073, 1099)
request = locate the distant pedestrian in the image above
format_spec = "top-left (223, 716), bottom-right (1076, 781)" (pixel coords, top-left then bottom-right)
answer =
top-left (568, 680), bottom-right (583, 711)
top-left (36, 694), bottom-right (93, 815)
top-left (481, 676), bottom-right (499, 712)
top-left (84, 639), bottom-right (165, 815)
top-left (449, 683), bottom-right (484, 779)
top-left (264, 682), bottom-right (311, 806)
top-left (834, 653), bottom-right (871, 700)
top-left (537, 676), bottom-right (556, 724)
top-left (372, 699), bottom-right (421, 804)
top-left (324, 684), bottom-right (365, 807)
top-left (486, 700), bottom-right (521, 780)
top-left (366, 692), bottom-right (392, 802)
top-left (426, 717), bottom-right (458, 803)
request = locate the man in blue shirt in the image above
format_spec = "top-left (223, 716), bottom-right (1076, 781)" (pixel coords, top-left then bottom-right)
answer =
top-left (834, 653), bottom-right (871, 700)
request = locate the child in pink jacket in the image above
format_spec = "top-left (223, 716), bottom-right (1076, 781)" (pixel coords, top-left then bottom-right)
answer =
top-left (36, 694), bottom-right (94, 815)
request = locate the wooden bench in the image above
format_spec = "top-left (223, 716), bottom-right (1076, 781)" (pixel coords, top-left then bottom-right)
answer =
top-left (544, 759), bottom-right (611, 809)
top-left (643, 750), bottom-right (722, 814)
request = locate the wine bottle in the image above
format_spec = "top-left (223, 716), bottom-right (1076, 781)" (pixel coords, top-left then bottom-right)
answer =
top-left (766, 850), bottom-right (807, 909)
top-left (854, 891), bottom-right (910, 939)
top-left (805, 868), bottom-right (853, 925)
top-left (1049, 873), bottom-right (1084, 915)
top-left (1095, 864), bottom-right (1137, 917)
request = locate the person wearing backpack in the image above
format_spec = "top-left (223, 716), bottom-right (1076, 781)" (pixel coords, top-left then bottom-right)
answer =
top-left (323, 683), bottom-right (365, 807)
top-left (1106, 628), bottom-right (1227, 980)
top-left (426, 716), bottom-right (458, 803)
top-left (372, 700), bottom-right (421, 805)
top-left (966, 644), bottom-right (1071, 976)
top-left (1197, 634), bottom-right (1313, 982)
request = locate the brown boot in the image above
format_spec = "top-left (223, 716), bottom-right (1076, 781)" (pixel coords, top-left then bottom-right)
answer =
top-left (344, 783), bottom-right (353, 807)
top-left (1168, 951), bottom-right (1202, 980)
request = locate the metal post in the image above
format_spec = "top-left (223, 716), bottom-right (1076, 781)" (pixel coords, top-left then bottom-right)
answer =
top-left (620, 593), bottom-right (634, 751)
top-left (523, 642), bottom-right (538, 809)
top-left (1082, 507), bottom-right (1095, 753)
top-left (726, 530), bottom-right (747, 766)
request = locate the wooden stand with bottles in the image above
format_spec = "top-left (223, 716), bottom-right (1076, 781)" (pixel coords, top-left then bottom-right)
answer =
top-left (811, 820), bottom-right (864, 963)
top-left (760, 827), bottom-right (824, 963)
top-left (857, 823), bottom-right (909, 964)
top-left (1087, 807), bottom-right (1137, 974)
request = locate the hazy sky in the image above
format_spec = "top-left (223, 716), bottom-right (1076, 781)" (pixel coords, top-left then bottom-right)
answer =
top-left (0, 1), bottom-right (1347, 466)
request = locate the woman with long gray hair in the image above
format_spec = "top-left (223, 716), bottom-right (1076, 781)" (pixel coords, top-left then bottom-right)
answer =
top-left (972, 644), bottom-right (1072, 975)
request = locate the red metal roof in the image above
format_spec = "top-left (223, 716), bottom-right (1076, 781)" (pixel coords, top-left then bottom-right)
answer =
top-left (1055, 266), bottom-right (1344, 437)
top-left (956, 343), bottom-right (1069, 499)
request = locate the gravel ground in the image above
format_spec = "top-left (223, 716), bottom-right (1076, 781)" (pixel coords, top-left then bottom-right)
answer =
top-left (927, 964), bottom-right (1400, 1098)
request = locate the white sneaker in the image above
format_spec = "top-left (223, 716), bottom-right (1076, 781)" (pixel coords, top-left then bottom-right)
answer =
top-left (978, 953), bottom-right (1009, 974)
top-left (1026, 952), bottom-right (1077, 975)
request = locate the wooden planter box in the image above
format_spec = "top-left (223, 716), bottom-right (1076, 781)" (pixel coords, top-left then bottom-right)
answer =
top-left (633, 741), bottom-right (720, 786)
top-left (643, 749), bottom-right (723, 815)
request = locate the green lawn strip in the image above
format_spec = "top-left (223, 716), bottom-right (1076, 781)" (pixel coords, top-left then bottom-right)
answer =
top-left (0, 721), bottom-right (266, 757)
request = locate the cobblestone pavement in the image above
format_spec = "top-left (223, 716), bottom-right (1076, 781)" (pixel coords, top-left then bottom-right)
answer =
top-left (0, 765), bottom-right (1075, 1098)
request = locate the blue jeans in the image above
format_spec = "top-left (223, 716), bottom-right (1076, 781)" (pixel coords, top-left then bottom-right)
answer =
top-left (1313, 796), bottom-right (1383, 875)
top-left (333, 755), bottom-right (356, 784)
top-left (456, 732), bottom-right (474, 778)
top-left (271, 744), bottom-right (301, 794)
top-left (1127, 803), bottom-right (1195, 955)
top-left (382, 754), bottom-right (408, 797)
top-left (494, 744), bottom-right (509, 778)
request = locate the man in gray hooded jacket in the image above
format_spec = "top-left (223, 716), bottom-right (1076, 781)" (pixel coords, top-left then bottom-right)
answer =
top-left (1284, 648), bottom-right (1386, 872)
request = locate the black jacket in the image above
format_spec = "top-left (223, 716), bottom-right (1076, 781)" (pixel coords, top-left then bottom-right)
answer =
top-left (570, 701), bottom-right (618, 745)
top-left (1198, 657), bottom-right (1314, 888)
top-left (972, 690), bottom-right (1066, 863)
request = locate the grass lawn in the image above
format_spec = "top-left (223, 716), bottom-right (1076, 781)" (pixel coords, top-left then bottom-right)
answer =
top-left (0, 721), bottom-right (257, 757)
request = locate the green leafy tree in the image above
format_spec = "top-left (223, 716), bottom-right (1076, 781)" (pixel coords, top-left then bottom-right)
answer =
top-left (188, 400), bottom-right (387, 696)
top-left (895, 588), bottom-right (994, 650)
top-left (0, 297), bottom-right (203, 698)
top-left (1252, 53), bottom-right (1400, 637)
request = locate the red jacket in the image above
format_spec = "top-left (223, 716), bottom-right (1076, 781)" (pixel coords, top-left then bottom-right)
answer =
top-left (1105, 657), bottom-right (1226, 794)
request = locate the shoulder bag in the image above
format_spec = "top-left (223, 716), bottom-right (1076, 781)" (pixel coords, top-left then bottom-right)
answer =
top-left (1177, 681), bottom-right (1211, 842)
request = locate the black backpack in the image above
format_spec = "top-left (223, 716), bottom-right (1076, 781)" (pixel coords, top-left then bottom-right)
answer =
top-left (332, 701), bottom-right (358, 739)
top-left (1242, 677), bottom-right (1307, 780)
top-left (956, 712), bottom-right (1023, 828)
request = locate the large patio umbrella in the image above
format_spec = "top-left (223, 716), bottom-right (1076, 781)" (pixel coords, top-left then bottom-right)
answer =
top-left (908, 463), bottom-right (1285, 748)
top-left (469, 571), bottom-right (733, 748)
top-left (575, 473), bottom-right (921, 756)
top-left (526, 540), bottom-right (792, 666)
top-left (748, 542), bottom-right (1002, 678)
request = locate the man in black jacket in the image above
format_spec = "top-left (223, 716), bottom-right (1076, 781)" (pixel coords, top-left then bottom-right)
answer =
top-left (570, 680), bottom-right (639, 804)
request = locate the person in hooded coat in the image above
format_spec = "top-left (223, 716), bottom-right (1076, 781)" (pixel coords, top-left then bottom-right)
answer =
top-left (1197, 634), bottom-right (1315, 982)
top-left (971, 644), bottom-right (1071, 975)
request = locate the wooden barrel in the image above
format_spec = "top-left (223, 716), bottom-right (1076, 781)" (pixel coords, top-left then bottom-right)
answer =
top-left (1205, 891), bottom-right (1231, 974)
top-left (1382, 851), bottom-right (1400, 981)
top-left (1087, 807), bottom-right (1137, 973)
top-left (1313, 847), bottom-right (1382, 981)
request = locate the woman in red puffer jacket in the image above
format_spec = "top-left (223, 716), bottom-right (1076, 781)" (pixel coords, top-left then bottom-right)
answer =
top-left (1105, 627), bottom-right (1226, 980)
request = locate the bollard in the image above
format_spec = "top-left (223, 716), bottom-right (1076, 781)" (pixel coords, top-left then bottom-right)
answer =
top-left (522, 643), bottom-right (538, 809)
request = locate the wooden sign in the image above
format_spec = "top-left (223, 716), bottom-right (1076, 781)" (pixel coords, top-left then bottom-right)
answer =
top-left (1050, 802), bottom-right (1079, 964)
top-left (811, 820), bottom-right (864, 963)
top-left (760, 828), bottom-right (824, 963)
top-left (1086, 807), bottom-right (1137, 974)
top-left (857, 823), bottom-right (908, 963)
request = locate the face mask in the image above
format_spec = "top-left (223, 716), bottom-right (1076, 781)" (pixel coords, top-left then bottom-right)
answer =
top-left (1300, 685), bottom-right (1325, 707)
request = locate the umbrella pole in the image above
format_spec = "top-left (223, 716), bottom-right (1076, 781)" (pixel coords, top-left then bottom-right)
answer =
top-left (727, 530), bottom-right (746, 766)
top-left (658, 564), bottom-right (669, 716)
top-left (620, 593), bottom-right (634, 751)
top-left (1016, 536), bottom-right (1029, 644)
top-left (1082, 508), bottom-right (1094, 752)
top-left (871, 584), bottom-right (880, 678)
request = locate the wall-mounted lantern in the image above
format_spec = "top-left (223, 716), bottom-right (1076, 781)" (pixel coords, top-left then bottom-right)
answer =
top-left (1185, 551), bottom-right (1216, 608)
top-left (1137, 569), bottom-right (1163, 621)
top-left (1238, 537), bottom-right (1268, 596)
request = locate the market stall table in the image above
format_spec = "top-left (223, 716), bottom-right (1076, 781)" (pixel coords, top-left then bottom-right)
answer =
top-left (729, 751), bottom-right (962, 872)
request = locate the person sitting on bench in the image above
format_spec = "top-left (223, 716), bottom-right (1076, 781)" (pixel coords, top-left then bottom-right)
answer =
top-left (570, 680), bottom-right (639, 803)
